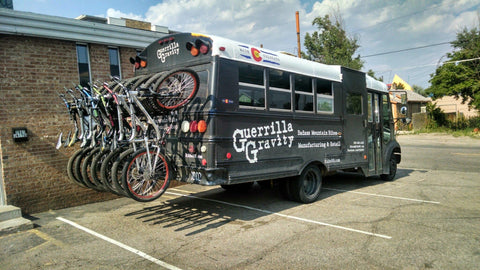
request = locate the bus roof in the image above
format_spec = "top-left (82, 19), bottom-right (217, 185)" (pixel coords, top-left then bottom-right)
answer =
top-left (156, 33), bottom-right (387, 93)
top-left (206, 34), bottom-right (342, 83)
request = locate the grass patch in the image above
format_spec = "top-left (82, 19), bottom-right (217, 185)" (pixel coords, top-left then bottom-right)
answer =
top-left (414, 127), bottom-right (480, 138)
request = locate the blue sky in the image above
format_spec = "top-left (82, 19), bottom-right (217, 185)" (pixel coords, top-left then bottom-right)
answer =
top-left (12, 0), bottom-right (480, 88)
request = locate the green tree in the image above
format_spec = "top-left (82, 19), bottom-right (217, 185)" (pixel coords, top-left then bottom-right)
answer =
top-left (412, 84), bottom-right (427, 97)
top-left (303, 14), bottom-right (363, 70)
top-left (427, 23), bottom-right (480, 110)
top-left (367, 69), bottom-right (383, 82)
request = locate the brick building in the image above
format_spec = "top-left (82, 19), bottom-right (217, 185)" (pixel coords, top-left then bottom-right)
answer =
top-left (0, 8), bottom-right (169, 213)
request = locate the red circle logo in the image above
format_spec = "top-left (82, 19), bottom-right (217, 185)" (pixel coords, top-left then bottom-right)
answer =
top-left (251, 48), bottom-right (262, 62)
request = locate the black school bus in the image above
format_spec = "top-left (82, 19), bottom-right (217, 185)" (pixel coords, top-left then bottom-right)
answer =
top-left (132, 33), bottom-right (401, 203)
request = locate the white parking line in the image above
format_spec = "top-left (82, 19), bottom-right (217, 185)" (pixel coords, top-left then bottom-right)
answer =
top-left (323, 188), bottom-right (440, 204)
top-left (167, 189), bottom-right (392, 239)
top-left (56, 217), bottom-right (182, 270)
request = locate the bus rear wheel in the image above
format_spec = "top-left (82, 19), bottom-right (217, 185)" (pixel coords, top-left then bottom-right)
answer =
top-left (290, 165), bottom-right (322, 203)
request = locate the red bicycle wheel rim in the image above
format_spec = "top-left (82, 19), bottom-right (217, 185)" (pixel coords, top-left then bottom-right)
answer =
top-left (126, 151), bottom-right (169, 200)
top-left (155, 70), bottom-right (199, 110)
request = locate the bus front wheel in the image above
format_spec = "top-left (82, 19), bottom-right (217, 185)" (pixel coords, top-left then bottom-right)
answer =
top-left (290, 165), bottom-right (322, 203)
top-left (381, 154), bottom-right (397, 181)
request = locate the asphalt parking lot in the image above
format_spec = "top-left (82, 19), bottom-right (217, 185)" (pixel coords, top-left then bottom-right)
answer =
top-left (1, 133), bottom-right (479, 269)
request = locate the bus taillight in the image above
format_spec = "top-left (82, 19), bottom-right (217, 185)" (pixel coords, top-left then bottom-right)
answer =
top-left (198, 120), bottom-right (207, 133)
top-left (130, 56), bottom-right (147, 69)
top-left (189, 120), bottom-right (198, 133)
top-left (186, 39), bottom-right (210, 57)
top-left (181, 119), bottom-right (207, 133)
top-left (181, 120), bottom-right (190, 133)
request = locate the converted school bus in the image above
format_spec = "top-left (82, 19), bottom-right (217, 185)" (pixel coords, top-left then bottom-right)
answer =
top-left (129, 33), bottom-right (402, 203)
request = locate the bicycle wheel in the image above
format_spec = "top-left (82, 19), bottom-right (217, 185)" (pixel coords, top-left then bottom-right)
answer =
top-left (66, 149), bottom-right (88, 188)
top-left (80, 147), bottom-right (105, 192)
top-left (100, 146), bottom-right (127, 195)
top-left (111, 148), bottom-right (135, 197)
top-left (153, 69), bottom-right (199, 110)
top-left (74, 147), bottom-right (100, 191)
top-left (90, 148), bottom-right (111, 190)
top-left (121, 148), bottom-right (171, 202)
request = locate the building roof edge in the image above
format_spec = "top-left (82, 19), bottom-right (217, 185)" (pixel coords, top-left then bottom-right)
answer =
top-left (0, 8), bottom-right (168, 48)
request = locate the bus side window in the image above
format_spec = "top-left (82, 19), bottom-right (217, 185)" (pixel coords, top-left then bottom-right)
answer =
top-left (238, 63), bottom-right (265, 108)
top-left (269, 69), bottom-right (291, 110)
top-left (382, 94), bottom-right (392, 143)
top-left (295, 74), bottom-right (313, 112)
top-left (346, 93), bottom-right (363, 115)
top-left (316, 79), bottom-right (333, 114)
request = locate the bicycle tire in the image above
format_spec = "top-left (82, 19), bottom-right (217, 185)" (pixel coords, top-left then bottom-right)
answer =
top-left (80, 147), bottom-right (105, 191)
top-left (121, 148), bottom-right (171, 202)
top-left (100, 146), bottom-right (127, 196)
top-left (66, 149), bottom-right (88, 188)
top-left (111, 148), bottom-right (135, 197)
top-left (140, 72), bottom-right (166, 89)
top-left (153, 69), bottom-right (199, 110)
top-left (72, 148), bottom-right (91, 186)
top-left (74, 147), bottom-right (100, 191)
top-left (91, 148), bottom-right (112, 191)
top-left (82, 146), bottom-right (105, 190)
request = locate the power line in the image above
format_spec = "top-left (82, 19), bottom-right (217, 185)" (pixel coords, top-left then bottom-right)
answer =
top-left (361, 41), bottom-right (452, 58)
top-left (371, 56), bottom-right (480, 74)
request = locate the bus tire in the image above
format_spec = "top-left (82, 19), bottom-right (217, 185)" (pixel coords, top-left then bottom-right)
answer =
top-left (381, 154), bottom-right (397, 181)
top-left (290, 165), bottom-right (322, 203)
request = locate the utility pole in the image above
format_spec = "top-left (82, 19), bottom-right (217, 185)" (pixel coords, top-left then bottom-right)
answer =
top-left (296, 11), bottom-right (301, 58)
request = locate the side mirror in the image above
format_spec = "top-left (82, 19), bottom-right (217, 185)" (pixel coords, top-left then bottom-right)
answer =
top-left (400, 106), bottom-right (407, 115)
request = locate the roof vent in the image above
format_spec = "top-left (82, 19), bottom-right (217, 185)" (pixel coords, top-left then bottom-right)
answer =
top-left (75, 15), bottom-right (107, 24)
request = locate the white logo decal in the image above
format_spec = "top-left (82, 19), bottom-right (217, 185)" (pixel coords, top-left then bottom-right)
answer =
top-left (157, 42), bottom-right (180, 63)
top-left (232, 120), bottom-right (294, 163)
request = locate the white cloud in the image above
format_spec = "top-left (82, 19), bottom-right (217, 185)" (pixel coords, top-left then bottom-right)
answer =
top-left (103, 0), bottom-right (479, 87)
top-left (447, 10), bottom-right (479, 33)
top-left (106, 8), bottom-right (145, 21)
top-left (143, 0), bottom-right (304, 52)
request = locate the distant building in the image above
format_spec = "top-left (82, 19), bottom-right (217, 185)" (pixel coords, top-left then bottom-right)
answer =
top-left (0, 8), bottom-right (170, 213)
top-left (390, 90), bottom-right (431, 126)
top-left (388, 74), bottom-right (431, 130)
top-left (390, 74), bottom-right (413, 91)
top-left (434, 96), bottom-right (479, 119)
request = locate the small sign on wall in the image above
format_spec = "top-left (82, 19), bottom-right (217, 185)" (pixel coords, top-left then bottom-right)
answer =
top-left (12, 127), bottom-right (28, 142)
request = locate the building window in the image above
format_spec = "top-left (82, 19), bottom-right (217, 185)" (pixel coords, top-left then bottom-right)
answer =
top-left (76, 44), bottom-right (91, 88)
top-left (109, 48), bottom-right (121, 78)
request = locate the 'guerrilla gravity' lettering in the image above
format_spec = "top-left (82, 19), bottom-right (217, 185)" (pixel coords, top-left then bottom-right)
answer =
top-left (233, 120), bottom-right (294, 163)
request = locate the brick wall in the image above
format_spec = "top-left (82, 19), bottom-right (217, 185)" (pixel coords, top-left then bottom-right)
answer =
top-left (0, 35), bottom-right (138, 213)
